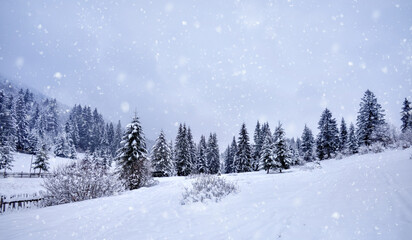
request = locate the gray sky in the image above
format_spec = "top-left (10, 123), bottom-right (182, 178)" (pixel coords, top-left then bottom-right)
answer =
top-left (0, 0), bottom-right (411, 146)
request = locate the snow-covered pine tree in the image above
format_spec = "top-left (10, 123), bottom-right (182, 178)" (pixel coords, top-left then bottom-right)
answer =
top-left (151, 130), bottom-right (173, 177)
top-left (356, 89), bottom-right (386, 147)
top-left (339, 118), bottom-right (348, 154)
top-left (197, 135), bottom-right (208, 173)
top-left (401, 98), bottom-right (412, 133)
top-left (206, 133), bottom-right (220, 174)
top-left (0, 91), bottom-right (16, 149)
top-left (252, 121), bottom-right (262, 171)
top-left (34, 144), bottom-right (49, 174)
top-left (174, 124), bottom-right (191, 176)
top-left (229, 136), bottom-right (238, 173)
top-left (301, 125), bottom-right (315, 162)
top-left (235, 123), bottom-right (252, 172)
top-left (347, 123), bottom-right (359, 154)
top-left (316, 108), bottom-right (339, 160)
top-left (67, 136), bottom-right (77, 159)
top-left (0, 141), bottom-right (14, 175)
top-left (260, 134), bottom-right (274, 173)
top-left (187, 128), bottom-right (197, 174)
top-left (273, 123), bottom-right (291, 172)
top-left (116, 115), bottom-right (151, 190)
top-left (15, 90), bottom-right (30, 152)
top-left (54, 135), bottom-right (69, 158)
top-left (223, 145), bottom-right (232, 173)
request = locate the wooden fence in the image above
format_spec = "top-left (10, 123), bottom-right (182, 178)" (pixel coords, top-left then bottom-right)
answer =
top-left (0, 193), bottom-right (44, 213)
top-left (0, 172), bottom-right (51, 178)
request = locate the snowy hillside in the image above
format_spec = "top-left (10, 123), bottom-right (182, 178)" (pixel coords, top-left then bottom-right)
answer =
top-left (1, 149), bottom-right (411, 240)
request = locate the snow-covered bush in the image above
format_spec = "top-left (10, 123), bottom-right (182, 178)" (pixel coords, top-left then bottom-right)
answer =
top-left (42, 161), bottom-right (123, 206)
top-left (181, 174), bottom-right (238, 205)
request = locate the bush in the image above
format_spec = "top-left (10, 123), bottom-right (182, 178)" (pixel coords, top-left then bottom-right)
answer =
top-left (42, 161), bottom-right (124, 206)
top-left (181, 174), bottom-right (238, 205)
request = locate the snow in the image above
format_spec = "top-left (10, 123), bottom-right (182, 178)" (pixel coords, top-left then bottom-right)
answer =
top-left (1, 149), bottom-right (412, 239)
top-left (0, 178), bottom-right (44, 196)
top-left (8, 152), bottom-right (78, 173)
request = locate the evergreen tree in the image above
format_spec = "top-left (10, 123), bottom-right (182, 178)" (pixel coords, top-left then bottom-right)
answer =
top-left (229, 136), bottom-right (238, 173)
top-left (260, 134), bottom-right (274, 173)
top-left (339, 118), bottom-right (348, 153)
top-left (273, 123), bottom-right (291, 172)
top-left (401, 98), bottom-right (412, 133)
top-left (0, 91), bottom-right (15, 147)
top-left (252, 121), bottom-right (262, 171)
top-left (206, 133), bottom-right (220, 174)
top-left (54, 135), bottom-right (69, 158)
top-left (316, 108), bottom-right (339, 160)
top-left (0, 142), bottom-right (14, 175)
top-left (356, 90), bottom-right (386, 146)
top-left (187, 128), bottom-right (197, 174)
top-left (174, 124), bottom-right (191, 176)
top-left (348, 123), bottom-right (359, 154)
top-left (223, 145), bottom-right (232, 173)
top-left (116, 115), bottom-right (151, 190)
top-left (151, 130), bottom-right (173, 177)
top-left (197, 135), bottom-right (208, 173)
top-left (15, 91), bottom-right (30, 152)
top-left (235, 123), bottom-right (252, 172)
top-left (301, 125), bottom-right (315, 162)
top-left (34, 144), bottom-right (49, 174)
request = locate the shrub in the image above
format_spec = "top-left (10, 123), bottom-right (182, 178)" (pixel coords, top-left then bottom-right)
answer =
top-left (181, 174), bottom-right (238, 205)
top-left (42, 161), bottom-right (123, 206)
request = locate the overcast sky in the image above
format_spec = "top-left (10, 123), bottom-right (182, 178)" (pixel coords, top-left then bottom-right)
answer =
top-left (0, 0), bottom-right (411, 146)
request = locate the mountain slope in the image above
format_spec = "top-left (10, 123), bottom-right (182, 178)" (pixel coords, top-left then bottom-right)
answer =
top-left (1, 149), bottom-right (411, 240)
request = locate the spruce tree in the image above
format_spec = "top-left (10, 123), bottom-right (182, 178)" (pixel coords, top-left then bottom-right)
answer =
top-left (348, 123), bottom-right (359, 154)
top-left (34, 144), bottom-right (49, 174)
top-left (0, 142), bottom-right (14, 175)
top-left (54, 135), bottom-right (69, 158)
top-left (174, 124), bottom-right (191, 176)
top-left (301, 125), bottom-right (315, 162)
top-left (197, 135), bottom-right (208, 173)
top-left (401, 98), bottom-right (412, 133)
top-left (187, 128), bottom-right (197, 174)
top-left (223, 145), bottom-right (232, 173)
top-left (235, 123), bottom-right (252, 172)
top-left (356, 89), bottom-right (386, 146)
top-left (206, 133), bottom-right (220, 174)
top-left (151, 130), bottom-right (173, 177)
top-left (116, 115), bottom-right (151, 190)
top-left (316, 108), bottom-right (339, 160)
top-left (15, 92), bottom-right (30, 152)
top-left (252, 121), bottom-right (262, 171)
top-left (339, 118), bottom-right (348, 154)
top-left (260, 134), bottom-right (274, 173)
top-left (229, 136), bottom-right (238, 173)
top-left (273, 123), bottom-right (290, 172)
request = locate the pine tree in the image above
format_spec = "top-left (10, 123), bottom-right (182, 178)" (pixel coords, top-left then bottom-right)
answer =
top-left (235, 123), bottom-right (252, 172)
top-left (339, 118), bottom-right (348, 153)
top-left (356, 90), bottom-right (386, 146)
top-left (15, 91), bottom-right (30, 152)
top-left (174, 124), bottom-right (191, 176)
top-left (0, 91), bottom-right (15, 147)
top-left (151, 130), bottom-right (173, 177)
top-left (401, 98), bottom-right (412, 133)
top-left (227, 137), bottom-right (237, 173)
top-left (0, 141), bottom-right (14, 175)
top-left (54, 135), bottom-right (69, 158)
top-left (116, 115), bottom-right (151, 190)
top-left (34, 144), bottom-right (49, 174)
top-left (301, 125), bottom-right (315, 162)
top-left (348, 123), bottom-right (359, 154)
top-left (273, 123), bottom-right (291, 172)
top-left (252, 121), bottom-right (262, 171)
top-left (223, 145), bottom-right (232, 174)
top-left (316, 108), bottom-right (339, 160)
top-left (206, 133), bottom-right (220, 174)
top-left (197, 135), bottom-right (208, 173)
top-left (260, 134), bottom-right (274, 173)
top-left (187, 128), bottom-right (197, 174)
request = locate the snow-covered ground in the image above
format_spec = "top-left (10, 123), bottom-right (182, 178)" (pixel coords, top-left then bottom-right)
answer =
top-left (8, 152), bottom-right (78, 173)
top-left (0, 152), bottom-right (80, 196)
top-left (1, 149), bottom-right (411, 239)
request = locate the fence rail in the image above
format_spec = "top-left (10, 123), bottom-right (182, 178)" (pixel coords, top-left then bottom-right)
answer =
top-left (0, 193), bottom-right (44, 213)
top-left (0, 172), bottom-right (51, 178)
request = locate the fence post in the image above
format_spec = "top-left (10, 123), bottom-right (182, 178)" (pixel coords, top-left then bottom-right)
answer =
top-left (0, 196), bottom-right (3, 213)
